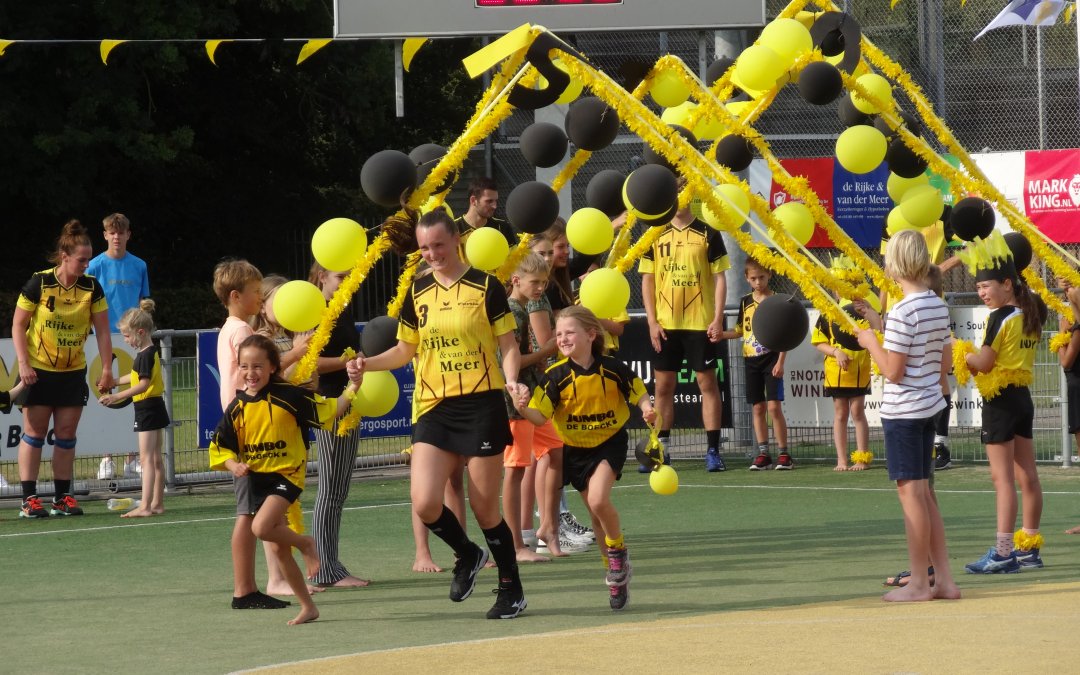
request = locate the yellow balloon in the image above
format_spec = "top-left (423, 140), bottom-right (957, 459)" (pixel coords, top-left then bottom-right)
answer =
top-left (579, 268), bottom-right (630, 319)
top-left (886, 206), bottom-right (919, 236)
top-left (566, 208), bottom-right (614, 256)
top-left (701, 184), bottom-right (751, 230)
top-left (537, 58), bottom-right (583, 105)
top-left (353, 369), bottom-right (400, 417)
top-left (772, 201), bottom-right (815, 246)
top-left (835, 125), bottom-right (887, 174)
top-left (660, 101), bottom-right (696, 128)
top-left (420, 194), bottom-right (454, 220)
top-left (886, 172), bottom-right (929, 203)
top-left (759, 18), bottom-right (813, 67)
top-left (735, 45), bottom-right (785, 92)
top-left (899, 185), bottom-right (944, 228)
top-left (464, 227), bottom-right (510, 271)
top-left (850, 73), bottom-right (893, 114)
top-left (692, 112), bottom-right (724, 141)
top-left (649, 69), bottom-right (691, 108)
top-left (649, 464), bottom-right (679, 495)
top-left (272, 280), bottom-right (326, 333)
top-left (311, 218), bottom-right (368, 273)
top-left (726, 99), bottom-right (756, 119)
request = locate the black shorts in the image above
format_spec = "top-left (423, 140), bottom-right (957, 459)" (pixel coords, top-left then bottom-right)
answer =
top-left (981, 386), bottom-right (1034, 444)
top-left (23, 368), bottom-right (88, 408)
top-left (1067, 374), bottom-right (1080, 434)
top-left (133, 397), bottom-right (171, 432)
top-left (563, 429), bottom-right (628, 493)
top-left (745, 352), bottom-right (784, 405)
top-left (824, 386), bottom-right (869, 399)
top-left (653, 329), bottom-right (717, 373)
top-left (236, 472), bottom-right (302, 516)
top-left (412, 390), bottom-right (511, 457)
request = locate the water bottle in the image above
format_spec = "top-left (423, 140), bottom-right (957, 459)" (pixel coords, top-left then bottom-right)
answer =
top-left (106, 498), bottom-right (140, 511)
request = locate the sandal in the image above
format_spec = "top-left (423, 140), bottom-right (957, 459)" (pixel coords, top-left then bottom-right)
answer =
top-left (883, 566), bottom-right (935, 588)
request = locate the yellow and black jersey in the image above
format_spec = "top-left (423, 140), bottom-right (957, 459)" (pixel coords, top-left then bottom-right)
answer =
top-left (398, 266), bottom-right (517, 421)
top-left (455, 216), bottom-right (518, 258)
top-left (16, 268), bottom-right (108, 371)
top-left (130, 343), bottom-right (165, 402)
top-left (529, 354), bottom-right (649, 449)
top-left (638, 218), bottom-right (730, 331)
top-left (810, 313), bottom-right (871, 389)
top-left (983, 305), bottom-right (1038, 373)
top-left (209, 381), bottom-right (337, 488)
top-left (734, 293), bottom-right (772, 358)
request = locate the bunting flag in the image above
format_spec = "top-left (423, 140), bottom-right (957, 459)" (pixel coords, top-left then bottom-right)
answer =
top-left (100, 39), bottom-right (127, 65)
top-left (402, 37), bottom-right (428, 72)
top-left (1067, 2), bottom-right (1076, 22)
top-left (205, 39), bottom-right (233, 66)
top-left (296, 38), bottom-right (332, 65)
top-left (975, 0), bottom-right (1068, 40)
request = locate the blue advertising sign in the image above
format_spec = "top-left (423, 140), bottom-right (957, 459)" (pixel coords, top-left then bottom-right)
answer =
top-left (832, 161), bottom-right (892, 248)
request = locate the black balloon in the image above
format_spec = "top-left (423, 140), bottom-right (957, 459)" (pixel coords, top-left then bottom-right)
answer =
top-left (950, 197), bottom-right (996, 241)
top-left (637, 202), bottom-right (678, 227)
top-left (361, 150), bottom-right (417, 208)
top-left (751, 295), bottom-right (810, 353)
top-left (643, 125), bottom-right (696, 172)
top-left (838, 96), bottom-right (873, 127)
top-left (520, 122), bottom-right (569, 168)
top-left (705, 56), bottom-right (735, 88)
top-left (623, 164), bottom-right (678, 219)
top-left (586, 170), bottom-right (628, 218)
top-left (1004, 231), bottom-right (1033, 273)
top-left (506, 181), bottom-right (561, 234)
top-left (886, 139), bottom-right (929, 179)
top-left (565, 96), bottom-right (620, 151)
top-left (714, 134), bottom-right (754, 172)
top-left (798, 61), bottom-right (843, 106)
top-left (361, 315), bottom-right (400, 357)
top-left (409, 143), bottom-right (456, 193)
top-left (873, 110), bottom-right (921, 141)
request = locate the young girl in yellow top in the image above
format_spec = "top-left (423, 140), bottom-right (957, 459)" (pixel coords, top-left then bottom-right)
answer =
top-left (515, 305), bottom-right (656, 611)
top-left (812, 300), bottom-right (872, 471)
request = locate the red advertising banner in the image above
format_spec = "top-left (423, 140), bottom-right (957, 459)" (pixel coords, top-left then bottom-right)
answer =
top-left (770, 158), bottom-right (834, 248)
top-left (1023, 148), bottom-right (1080, 243)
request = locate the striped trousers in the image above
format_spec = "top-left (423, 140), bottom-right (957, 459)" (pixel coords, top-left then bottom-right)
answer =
top-left (310, 421), bottom-right (362, 584)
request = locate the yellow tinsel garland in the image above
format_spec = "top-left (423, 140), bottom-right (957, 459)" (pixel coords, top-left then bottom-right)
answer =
top-left (614, 226), bottom-right (664, 274)
top-left (849, 450), bottom-right (874, 466)
top-left (496, 233), bottom-right (534, 283)
top-left (951, 339), bottom-right (976, 387)
top-left (1013, 529), bottom-right (1044, 552)
top-left (607, 211), bottom-right (638, 268)
top-left (952, 336), bottom-right (1032, 399)
top-left (387, 251), bottom-right (424, 319)
top-left (1049, 330), bottom-right (1072, 354)
top-left (1022, 267), bottom-right (1071, 319)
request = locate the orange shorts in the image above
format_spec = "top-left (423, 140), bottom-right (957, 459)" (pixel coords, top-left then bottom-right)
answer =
top-left (504, 418), bottom-right (563, 468)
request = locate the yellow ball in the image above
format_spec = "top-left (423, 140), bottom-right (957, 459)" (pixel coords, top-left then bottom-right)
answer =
top-left (464, 227), bottom-right (510, 271)
top-left (537, 58), bottom-right (583, 105)
top-left (660, 101), bottom-right (696, 128)
top-left (353, 369), bottom-right (400, 418)
top-left (886, 172), bottom-right (929, 203)
top-left (649, 69), bottom-right (691, 108)
top-left (649, 464), bottom-right (679, 495)
top-left (886, 206), bottom-right (918, 236)
top-left (850, 73), bottom-right (893, 114)
top-left (735, 45), bottom-right (785, 92)
top-left (835, 125), bottom-right (887, 174)
top-left (759, 18), bottom-right (813, 66)
top-left (772, 201), bottom-right (815, 246)
top-left (312, 218), bottom-right (367, 273)
top-left (566, 208), bottom-right (614, 256)
top-left (272, 280), bottom-right (326, 333)
top-left (899, 185), bottom-right (944, 228)
top-left (579, 268), bottom-right (630, 319)
top-left (701, 184), bottom-right (751, 230)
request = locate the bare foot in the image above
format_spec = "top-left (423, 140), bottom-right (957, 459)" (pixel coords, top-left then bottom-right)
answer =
top-left (833, 463), bottom-right (849, 472)
top-left (849, 462), bottom-right (869, 471)
top-left (298, 536), bottom-right (321, 580)
top-left (1066, 525), bottom-right (1080, 535)
top-left (483, 559), bottom-right (497, 569)
top-left (882, 584), bottom-right (934, 602)
top-left (516, 548), bottom-right (550, 563)
top-left (287, 606), bottom-right (319, 625)
top-left (413, 558), bottom-right (444, 573)
top-left (150, 506), bottom-right (165, 514)
top-left (267, 583), bottom-right (325, 597)
top-left (121, 508), bottom-right (153, 518)
top-left (325, 575), bottom-right (371, 588)
top-left (932, 582), bottom-right (962, 600)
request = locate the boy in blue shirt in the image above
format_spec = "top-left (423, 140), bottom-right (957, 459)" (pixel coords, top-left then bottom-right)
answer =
top-left (87, 213), bottom-right (150, 334)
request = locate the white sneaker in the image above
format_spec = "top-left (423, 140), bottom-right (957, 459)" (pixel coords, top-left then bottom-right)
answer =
top-left (560, 511), bottom-right (596, 543)
top-left (98, 457), bottom-right (116, 480)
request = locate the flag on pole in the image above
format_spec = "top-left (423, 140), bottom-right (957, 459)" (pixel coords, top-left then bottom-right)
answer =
top-left (975, 1), bottom-right (1068, 40)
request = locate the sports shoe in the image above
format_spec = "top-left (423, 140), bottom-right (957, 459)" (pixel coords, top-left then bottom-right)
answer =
top-left (705, 447), bottom-right (726, 472)
top-left (561, 511), bottom-right (595, 542)
top-left (605, 547), bottom-right (631, 587)
top-left (449, 545), bottom-right (488, 602)
top-left (1013, 548), bottom-right (1044, 569)
top-left (537, 534), bottom-right (589, 554)
top-left (964, 547), bottom-right (1021, 574)
top-left (19, 495), bottom-right (50, 519)
top-left (97, 457), bottom-right (116, 480)
top-left (775, 452), bottom-right (794, 470)
top-left (231, 591), bottom-right (290, 609)
top-left (50, 494), bottom-right (84, 516)
top-left (749, 452), bottom-right (772, 471)
top-left (609, 580), bottom-right (630, 611)
top-left (486, 582), bottom-right (527, 619)
top-left (933, 443), bottom-right (952, 470)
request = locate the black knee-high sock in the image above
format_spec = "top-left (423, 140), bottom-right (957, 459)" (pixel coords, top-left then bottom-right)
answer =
top-left (483, 520), bottom-right (519, 586)
top-left (424, 505), bottom-right (474, 558)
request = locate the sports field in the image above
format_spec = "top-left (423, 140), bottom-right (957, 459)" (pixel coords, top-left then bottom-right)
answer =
top-left (3, 462), bottom-right (1080, 673)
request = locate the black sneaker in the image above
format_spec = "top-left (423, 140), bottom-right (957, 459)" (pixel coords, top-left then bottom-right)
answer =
top-left (449, 545), bottom-right (488, 602)
top-left (50, 494), bottom-right (84, 516)
top-left (19, 495), bottom-right (50, 519)
top-left (486, 581), bottom-right (527, 619)
top-left (933, 443), bottom-right (952, 470)
top-left (231, 591), bottom-right (290, 609)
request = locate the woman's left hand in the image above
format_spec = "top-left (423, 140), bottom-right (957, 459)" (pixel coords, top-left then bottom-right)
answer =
top-left (97, 371), bottom-right (114, 394)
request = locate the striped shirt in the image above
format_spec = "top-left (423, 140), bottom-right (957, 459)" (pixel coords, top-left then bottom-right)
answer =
top-left (880, 290), bottom-right (949, 419)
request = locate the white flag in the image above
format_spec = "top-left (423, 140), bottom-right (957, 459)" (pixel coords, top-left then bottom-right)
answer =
top-left (974, 0), bottom-right (1068, 40)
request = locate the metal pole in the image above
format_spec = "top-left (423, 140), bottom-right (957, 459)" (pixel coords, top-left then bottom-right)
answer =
top-left (159, 331), bottom-right (177, 489)
top-left (394, 40), bottom-right (405, 118)
top-left (1063, 366), bottom-right (1073, 467)
top-left (1037, 26), bottom-right (1045, 149)
top-left (481, 36), bottom-right (494, 179)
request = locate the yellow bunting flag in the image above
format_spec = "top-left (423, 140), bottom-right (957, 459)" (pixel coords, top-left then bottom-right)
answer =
top-left (402, 37), bottom-right (428, 72)
top-left (100, 39), bottom-right (127, 65)
top-left (205, 39), bottom-right (233, 66)
top-left (296, 38), bottom-right (332, 65)
top-left (0, 39), bottom-right (15, 57)
top-left (891, 0), bottom-right (902, 7)
top-left (462, 23), bottom-right (533, 78)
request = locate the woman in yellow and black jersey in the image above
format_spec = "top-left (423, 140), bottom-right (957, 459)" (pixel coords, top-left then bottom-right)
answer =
top-left (12, 220), bottom-right (114, 519)
top-left (359, 208), bottom-right (529, 620)
top-left (962, 232), bottom-right (1046, 572)
top-left (811, 304), bottom-right (872, 471)
top-left (516, 306), bottom-right (656, 611)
